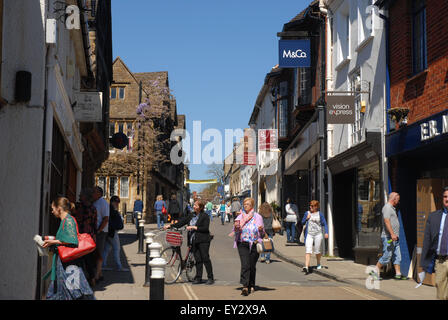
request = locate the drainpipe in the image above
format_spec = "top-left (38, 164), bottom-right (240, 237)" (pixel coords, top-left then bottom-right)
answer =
top-left (320, 0), bottom-right (335, 257)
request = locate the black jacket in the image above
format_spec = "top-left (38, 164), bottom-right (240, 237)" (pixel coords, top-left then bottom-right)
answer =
top-left (171, 211), bottom-right (212, 244)
top-left (168, 199), bottom-right (181, 215)
top-left (421, 209), bottom-right (444, 271)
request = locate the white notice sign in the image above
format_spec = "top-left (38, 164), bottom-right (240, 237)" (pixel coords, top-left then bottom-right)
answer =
top-left (74, 91), bottom-right (103, 122)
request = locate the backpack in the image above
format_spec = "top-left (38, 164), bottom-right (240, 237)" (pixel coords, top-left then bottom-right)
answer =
top-left (109, 209), bottom-right (124, 231)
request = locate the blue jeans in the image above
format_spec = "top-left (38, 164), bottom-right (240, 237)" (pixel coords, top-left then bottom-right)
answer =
top-left (156, 211), bottom-right (165, 229)
top-left (260, 234), bottom-right (273, 262)
top-left (285, 222), bottom-right (296, 242)
top-left (102, 232), bottom-right (122, 270)
top-left (206, 210), bottom-right (213, 221)
top-left (220, 211), bottom-right (226, 224)
top-left (378, 236), bottom-right (401, 266)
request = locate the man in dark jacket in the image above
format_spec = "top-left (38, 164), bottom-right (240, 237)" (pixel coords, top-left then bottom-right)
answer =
top-left (168, 194), bottom-right (181, 221)
top-left (421, 187), bottom-right (448, 300)
top-left (165, 200), bottom-right (214, 285)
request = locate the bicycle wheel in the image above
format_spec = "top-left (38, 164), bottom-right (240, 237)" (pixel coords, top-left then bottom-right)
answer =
top-left (161, 247), bottom-right (181, 284)
top-left (185, 251), bottom-right (196, 282)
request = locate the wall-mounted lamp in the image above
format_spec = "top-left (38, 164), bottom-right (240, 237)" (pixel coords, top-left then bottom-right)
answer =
top-left (360, 101), bottom-right (366, 114)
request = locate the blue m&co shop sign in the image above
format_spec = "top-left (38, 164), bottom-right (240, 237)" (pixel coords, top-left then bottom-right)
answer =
top-left (279, 39), bottom-right (311, 68)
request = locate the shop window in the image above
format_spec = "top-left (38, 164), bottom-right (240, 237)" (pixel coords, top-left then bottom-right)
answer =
top-left (120, 177), bottom-right (129, 198)
top-left (299, 68), bottom-right (311, 105)
top-left (412, 0), bottom-right (427, 75)
top-left (357, 161), bottom-right (381, 238)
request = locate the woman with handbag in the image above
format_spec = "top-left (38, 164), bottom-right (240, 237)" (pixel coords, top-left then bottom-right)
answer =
top-left (42, 197), bottom-right (95, 300)
top-left (164, 200), bottom-right (215, 285)
top-left (301, 200), bottom-right (329, 275)
top-left (154, 195), bottom-right (167, 230)
top-left (232, 198), bottom-right (265, 296)
top-left (102, 196), bottom-right (128, 272)
top-left (259, 202), bottom-right (274, 264)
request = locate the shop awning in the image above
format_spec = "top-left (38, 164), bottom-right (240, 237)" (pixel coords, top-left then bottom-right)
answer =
top-left (326, 131), bottom-right (382, 175)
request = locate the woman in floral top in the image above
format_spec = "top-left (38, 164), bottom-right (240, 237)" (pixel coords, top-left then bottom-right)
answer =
top-left (232, 197), bottom-right (265, 296)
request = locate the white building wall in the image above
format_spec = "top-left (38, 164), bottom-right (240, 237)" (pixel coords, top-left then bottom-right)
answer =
top-left (0, 0), bottom-right (86, 299)
top-left (0, 0), bottom-right (47, 300)
top-left (328, 0), bottom-right (386, 158)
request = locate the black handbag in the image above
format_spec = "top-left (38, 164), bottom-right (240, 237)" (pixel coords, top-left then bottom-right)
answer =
top-left (109, 209), bottom-right (124, 231)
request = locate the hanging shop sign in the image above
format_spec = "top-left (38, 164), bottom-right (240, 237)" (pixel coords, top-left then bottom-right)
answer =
top-left (73, 91), bottom-right (103, 122)
top-left (326, 93), bottom-right (356, 124)
top-left (244, 128), bottom-right (257, 166)
top-left (111, 132), bottom-right (129, 149)
top-left (279, 39), bottom-right (311, 68)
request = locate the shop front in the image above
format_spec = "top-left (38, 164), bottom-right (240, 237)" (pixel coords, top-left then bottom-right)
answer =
top-left (386, 110), bottom-right (448, 283)
top-left (327, 131), bottom-right (383, 264)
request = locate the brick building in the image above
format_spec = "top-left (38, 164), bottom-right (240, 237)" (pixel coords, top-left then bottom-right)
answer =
top-left (379, 0), bottom-right (448, 279)
top-left (95, 57), bottom-right (186, 222)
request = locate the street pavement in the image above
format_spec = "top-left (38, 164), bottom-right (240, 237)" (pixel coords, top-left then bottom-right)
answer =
top-left (93, 218), bottom-right (437, 300)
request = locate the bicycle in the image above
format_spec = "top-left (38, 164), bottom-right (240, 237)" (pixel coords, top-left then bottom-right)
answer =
top-left (160, 227), bottom-right (196, 284)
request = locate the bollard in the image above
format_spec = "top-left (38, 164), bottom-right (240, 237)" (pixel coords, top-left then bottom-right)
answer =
top-left (149, 257), bottom-right (166, 300)
top-left (143, 232), bottom-right (156, 287)
top-left (136, 212), bottom-right (142, 239)
top-left (138, 219), bottom-right (145, 254)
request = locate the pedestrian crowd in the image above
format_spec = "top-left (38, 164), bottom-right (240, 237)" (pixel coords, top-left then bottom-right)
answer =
top-left (38, 185), bottom-right (448, 300)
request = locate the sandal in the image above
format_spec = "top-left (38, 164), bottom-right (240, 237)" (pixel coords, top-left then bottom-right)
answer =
top-left (241, 287), bottom-right (249, 296)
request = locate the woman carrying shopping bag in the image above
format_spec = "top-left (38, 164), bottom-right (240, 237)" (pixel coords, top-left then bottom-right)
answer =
top-left (42, 197), bottom-right (95, 300)
top-left (301, 200), bottom-right (329, 275)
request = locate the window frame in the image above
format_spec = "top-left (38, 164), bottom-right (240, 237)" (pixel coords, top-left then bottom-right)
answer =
top-left (120, 176), bottom-right (129, 198)
top-left (110, 87), bottom-right (117, 99)
top-left (412, 0), bottom-right (427, 75)
top-left (119, 87), bottom-right (125, 99)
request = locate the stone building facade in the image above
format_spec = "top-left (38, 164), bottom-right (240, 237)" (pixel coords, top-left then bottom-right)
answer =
top-left (95, 57), bottom-right (186, 221)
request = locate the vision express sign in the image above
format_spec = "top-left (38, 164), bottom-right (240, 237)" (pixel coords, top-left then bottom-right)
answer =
top-left (326, 94), bottom-right (355, 124)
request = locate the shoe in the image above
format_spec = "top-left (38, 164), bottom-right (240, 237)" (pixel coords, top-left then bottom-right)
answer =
top-left (266, 260), bottom-right (271, 264)
top-left (303, 267), bottom-right (309, 275)
top-left (260, 257), bottom-right (266, 262)
top-left (394, 275), bottom-right (408, 280)
top-left (206, 279), bottom-right (215, 285)
top-left (316, 265), bottom-right (322, 270)
top-left (241, 287), bottom-right (249, 296)
top-left (369, 270), bottom-right (380, 281)
top-left (192, 279), bottom-right (204, 284)
top-left (116, 267), bottom-right (130, 272)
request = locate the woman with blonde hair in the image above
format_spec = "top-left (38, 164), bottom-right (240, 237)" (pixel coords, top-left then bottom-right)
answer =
top-left (232, 197), bottom-right (265, 296)
top-left (154, 195), bottom-right (167, 229)
top-left (259, 202), bottom-right (274, 264)
top-left (301, 200), bottom-right (329, 274)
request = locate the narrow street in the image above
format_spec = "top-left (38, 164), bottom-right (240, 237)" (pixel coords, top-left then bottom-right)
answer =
top-left (95, 221), bottom-right (391, 300)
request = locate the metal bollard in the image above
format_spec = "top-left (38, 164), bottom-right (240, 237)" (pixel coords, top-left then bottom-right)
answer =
top-left (143, 232), bottom-right (156, 287)
top-left (149, 256), bottom-right (166, 300)
top-left (138, 219), bottom-right (145, 254)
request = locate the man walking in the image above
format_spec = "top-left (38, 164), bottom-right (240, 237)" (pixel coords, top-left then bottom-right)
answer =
top-left (231, 197), bottom-right (241, 221)
top-left (133, 197), bottom-right (143, 229)
top-left (370, 192), bottom-right (406, 280)
top-left (205, 200), bottom-right (214, 222)
top-left (421, 187), bottom-right (448, 300)
top-left (93, 186), bottom-right (110, 284)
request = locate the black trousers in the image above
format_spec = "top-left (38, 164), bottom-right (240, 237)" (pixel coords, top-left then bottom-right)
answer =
top-left (192, 241), bottom-right (214, 280)
top-left (237, 241), bottom-right (259, 288)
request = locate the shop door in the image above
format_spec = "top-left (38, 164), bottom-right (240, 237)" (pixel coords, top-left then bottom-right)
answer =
top-left (333, 169), bottom-right (356, 259)
top-left (415, 178), bottom-right (448, 286)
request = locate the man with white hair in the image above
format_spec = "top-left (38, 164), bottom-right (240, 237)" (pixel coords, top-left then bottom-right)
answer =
top-left (370, 192), bottom-right (406, 280)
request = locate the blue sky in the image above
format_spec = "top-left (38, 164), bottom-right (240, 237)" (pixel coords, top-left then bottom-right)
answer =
top-left (112, 0), bottom-right (310, 192)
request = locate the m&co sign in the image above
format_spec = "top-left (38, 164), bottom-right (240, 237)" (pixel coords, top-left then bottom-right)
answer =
top-left (279, 40), bottom-right (311, 68)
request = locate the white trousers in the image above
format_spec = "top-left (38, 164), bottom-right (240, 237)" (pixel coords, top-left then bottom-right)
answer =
top-left (305, 233), bottom-right (323, 255)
